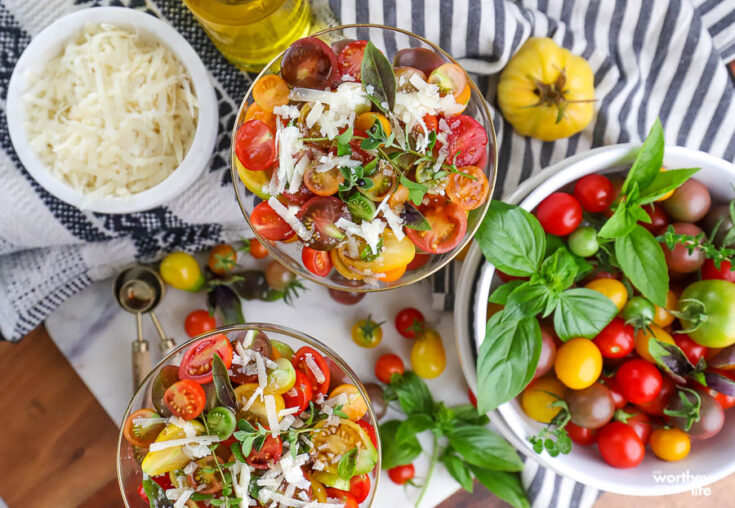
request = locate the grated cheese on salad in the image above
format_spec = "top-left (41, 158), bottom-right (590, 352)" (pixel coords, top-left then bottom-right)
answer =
top-left (148, 434), bottom-right (220, 452)
top-left (268, 196), bottom-right (312, 241)
top-left (302, 353), bottom-right (326, 384)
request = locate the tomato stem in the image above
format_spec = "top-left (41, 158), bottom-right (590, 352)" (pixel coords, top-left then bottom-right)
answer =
top-left (414, 433), bottom-right (439, 507)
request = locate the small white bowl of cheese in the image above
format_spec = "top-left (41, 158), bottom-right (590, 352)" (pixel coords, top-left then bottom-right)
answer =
top-left (7, 7), bottom-right (218, 214)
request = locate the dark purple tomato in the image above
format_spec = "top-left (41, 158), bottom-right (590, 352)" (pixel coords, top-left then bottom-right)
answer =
top-left (668, 390), bottom-right (724, 440)
top-left (331, 38), bottom-right (356, 55)
top-left (364, 382), bottom-right (387, 419)
top-left (662, 223), bottom-right (706, 273)
top-left (662, 179), bottom-right (711, 222)
top-left (534, 329), bottom-right (557, 378)
top-left (703, 204), bottom-right (734, 247)
top-left (298, 196), bottom-right (350, 250)
top-left (328, 288), bottom-right (365, 305)
top-left (566, 383), bottom-right (616, 430)
top-left (395, 66), bottom-right (428, 91)
top-left (393, 47), bottom-right (444, 76)
top-left (281, 37), bottom-right (339, 90)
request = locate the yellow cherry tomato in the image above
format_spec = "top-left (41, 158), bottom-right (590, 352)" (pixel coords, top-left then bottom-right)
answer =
top-left (585, 278), bottom-right (628, 311)
top-left (141, 421), bottom-right (205, 476)
top-left (521, 377), bottom-right (567, 423)
top-left (329, 249), bottom-right (365, 281)
top-left (351, 315), bottom-right (384, 348)
top-left (328, 384), bottom-right (368, 421)
top-left (355, 112), bottom-right (392, 137)
top-left (497, 37), bottom-right (594, 141)
top-left (233, 383), bottom-right (285, 428)
top-left (554, 338), bottom-right (602, 389)
top-left (655, 168), bottom-right (676, 201)
top-left (377, 263), bottom-right (407, 283)
top-left (339, 229), bottom-right (415, 274)
top-left (635, 324), bottom-right (675, 363)
top-left (411, 328), bottom-right (446, 379)
top-left (653, 290), bottom-right (677, 327)
top-left (236, 158), bottom-right (271, 200)
top-left (650, 428), bottom-right (690, 461)
top-left (310, 477), bottom-right (328, 503)
top-left (160, 252), bottom-right (204, 292)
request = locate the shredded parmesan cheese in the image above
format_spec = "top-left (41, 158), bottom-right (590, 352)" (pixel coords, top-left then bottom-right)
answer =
top-left (148, 435), bottom-right (220, 452)
top-left (264, 395), bottom-right (280, 438)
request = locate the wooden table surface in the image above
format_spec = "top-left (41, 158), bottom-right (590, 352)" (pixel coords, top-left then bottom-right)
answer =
top-left (1, 327), bottom-right (734, 508)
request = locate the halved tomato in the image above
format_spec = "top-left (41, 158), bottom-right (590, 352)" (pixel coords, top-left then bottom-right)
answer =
top-left (283, 368), bottom-right (313, 412)
top-left (339, 229), bottom-right (415, 273)
top-left (236, 158), bottom-right (272, 200)
top-left (278, 186), bottom-right (314, 207)
top-left (298, 196), bottom-right (349, 250)
top-left (428, 63), bottom-right (468, 99)
top-left (337, 40), bottom-right (368, 80)
top-left (377, 263), bottom-right (407, 283)
top-left (235, 120), bottom-right (276, 171)
top-left (123, 409), bottom-right (166, 448)
top-left (281, 37), bottom-right (339, 90)
top-left (244, 102), bottom-right (277, 133)
top-left (179, 334), bottom-right (234, 384)
top-left (330, 249), bottom-right (365, 281)
top-left (355, 112), bottom-right (391, 137)
top-left (328, 384), bottom-right (368, 420)
top-left (406, 252), bottom-right (430, 270)
top-left (355, 420), bottom-right (378, 448)
top-left (163, 379), bottom-right (206, 420)
top-left (293, 346), bottom-right (331, 396)
top-left (252, 74), bottom-right (290, 112)
top-left (395, 66), bottom-right (428, 92)
top-left (445, 115), bottom-right (487, 167)
top-left (406, 200), bottom-right (467, 254)
top-left (304, 165), bottom-right (342, 196)
top-left (251, 201), bottom-right (296, 241)
top-left (302, 246), bottom-right (332, 276)
top-left (234, 383), bottom-right (285, 428)
top-left (446, 165), bottom-right (489, 210)
top-left (187, 456), bottom-right (223, 494)
top-left (246, 435), bottom-right (283, 469)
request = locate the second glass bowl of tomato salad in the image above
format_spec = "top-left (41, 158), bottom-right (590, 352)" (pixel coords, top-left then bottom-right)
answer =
top-left (230, 24), bottom-right (497, 291)
top-left (117, 323), bottom-right (381, 507)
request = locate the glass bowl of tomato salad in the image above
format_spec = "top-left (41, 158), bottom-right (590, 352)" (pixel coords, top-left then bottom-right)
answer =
top-left (117, 323), bottom-right (381, 507)
top-left (230, 24), bottom-right (497, 292)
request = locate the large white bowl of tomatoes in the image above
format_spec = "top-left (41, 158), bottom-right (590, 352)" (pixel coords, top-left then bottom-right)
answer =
top-left (460, 127), bottom-right (735, 496)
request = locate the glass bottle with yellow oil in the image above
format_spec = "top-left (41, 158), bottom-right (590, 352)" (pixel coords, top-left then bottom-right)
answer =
top-left (183, 0), bottom-right (312, 72)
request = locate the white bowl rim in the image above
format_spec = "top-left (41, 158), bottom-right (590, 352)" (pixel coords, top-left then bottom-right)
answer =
top-left (6, 6), bottom-right (218, 214)
top-left (455, 143), bottom-right (735, 496)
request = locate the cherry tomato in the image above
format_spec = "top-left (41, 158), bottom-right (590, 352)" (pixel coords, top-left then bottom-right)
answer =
top-left (393, 47), bottom-right (443, 75)
top-left (468, 388), bottom-right (478, 408)
top-left (599, 375), bottom-right (627, 409)
top-left (446, 165), bottom-right (490, 210)
top-left (395, 66), bottom-right (428, 93)
top-left (521, 377), bottom-right (567, 423)
top-left (151, 365), bottom-right (180, 417)
top-left (252, 74), bottom-right (290, 112)
top-left (411, 328), bottom-right (446, 379)
top-left (282, 369), bottom-right (313, 413)
top-left (554, 338), bottom-right (603, 390)
top-left (662, 222), bottom-right (706, 273)
top-left (565, 422), bottom-right (597, 445)
top-left (279, 186), bottom-right (315, 207)
top-left (388, 464), bottom-right (415, 485)
top-left (187, 456), bottom-right (223, 494)
top-left (123, 409), bottom-right (166, 448)
top-left (669, 389), bottom-right (724, 440)
top-left (616, 406), bottom-right (652, 444)
top-left (584, 278), bottom-right (628, 311)
top-left (406, 200), bottom-right (467, 254)
top-left (395, 308), bottom-right (425, 338)
top-left (329, 384), bottom-right (368, 420)
top-left (406, 252), bottom-right (430, 271)
top-left (699, 369), bottom-right (735, 409)
top-left (702, 259), bottom-right (735, 282)
top-left (207, 244), bottom-right (237, 275)
top-left (337, 40), bottom-right (367, 79)
top-left (650, 428), bottom-right (690, 462)
top-left (634, 325), bottom-right (675, 363)
top-left (445, 114), bottom-right (487, 167)
top-left (293, 346), bottom-right (331, 396)
top-left (304, 165), bottom-right (342, 196)
top-left (179, 334), bottom-right (233, 384)
top-left (351, 315), bottom-right (384, 349)
top-left (235, 120), bottom-right (276, 171)
top-left (614, 359), bottom-right (662, 405)
top-left (325, 488), bottom-right (359, 508)
top-left (573, 174), bottom-right (614, 212)
top-left (302, 246), bottom-right (332, 277)
top-left (355, 112), bottom-right (391, 137)
top-left (635, 374), bottom-right (674, 416)
top-left (328, 288), bottom-right (365, 305)
top-left (137, 484), bottom-right (148, 502)
top-left (248, 238), bottom-right (269, 259)
top-left (535, 192), bottom-right (583, 236)
top-left (662, 178), bottom-right (711, 222)
top-left (568, 226), bottom-right (599, 258)
top-left (160, 252), bottom-right (204, 292)
top-left (534, 329), bottom-right (557, 378)
top-left (641, 203), bottom-right (670, 234)
top-left (246, 434), bottom-right (283, 469)
top-left (299, 196), bottom-right (350, 251)
top-left (375, 353), bottom-right (405, 383)
top-left (428, 63), bottom-right (468, 99)
top-left (653, 289), bottom-right (677, 327)
top-left (281, 37), bottom-right (338, 89)
top-left (566, 383), bottom-right (615, 429)
top-left (349, 473), bottom-right (370, 503)
top-left (251, 201), bottom-right (296, 241)
top-left (244, 101), bottom-right (276, 133)
top-left (163, 379), bottom-right (206, 420)
top-left (597, 421), bottom-right (645, 468)
top-left (593, 318), bottom-right (635, 359)
top-left (184, 310), bottom-right (217, 338)
top-left (674, 333), bottom-right (708, 365)
top-left (355, 420), bottom-right (378, 448)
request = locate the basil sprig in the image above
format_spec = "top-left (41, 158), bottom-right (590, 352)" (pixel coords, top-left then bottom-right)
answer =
top-left (360, 41), bottom-right (396, 113)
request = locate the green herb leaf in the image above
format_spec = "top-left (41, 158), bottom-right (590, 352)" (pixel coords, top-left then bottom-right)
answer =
top-left (337, 142), bottom-right (352, 156)
top-left (379, 419), bottom-right (422, 469)
top-left (142, 479), bottom-right (174, 508)
top-left (213, 352), bottom-right (237, 410)
top-left (335, 126), bottom-right (353, 145)
top-left (476, 311), bottom-right (541, 413)
top-left (476, 201), bottom-right (546, 277)
top-left (503, 282), bottom-right (553, 319)
top-left (536, 247), bottom-right (578, 293)
top-left (598, 202), bottom-right (639, 239)
top-left (240, 435), bottom-right (255, 458)
top-left (471, 467), bottom-right (530, 508)
top-left (440, 452), bottom-right (474, 492)
top-left (553, 288), bottom-right (618, 341)
top-left (337, 447), bottom-right (358, 480)
top-left (426, 130), bottom-right (437, 151)
top-left (663, 388), bottom-right (701, 431)
top-left (488, 280), bottom-right (526, 305)
top-left (390, 371), bottom-right (435, 416)
top-left (360, 42), bottom-right (396, 113)
top-left (230, 442), bottom-right (246, 463)
top-left (622, 118), bottom-right (665, 195)
top-left (190, 493), bottom-right (214, 501)
top-left (648, 337), bottom-right (696, 384)
top-left (448, 404), bottom-right (490, 427)
top-left (396, 414), bottom-right (434, 444)
top-left (615, 224), bottom-right (668, 306)
top-left (636, 168), bottom-right (699, 204)
top-left (448, 425), bottom-right (524, 471)
top-left (401, 203), bottom-right (431, 231)
top-left (400, 174), bottom-right (428, 206)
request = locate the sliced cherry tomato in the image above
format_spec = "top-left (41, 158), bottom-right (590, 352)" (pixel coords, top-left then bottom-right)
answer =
top-left (393, 47), bottom-right (443, 75)
top-left (302, 246), bottom-right (333, 277)
top-left (179, 334), bottom-right (233, 384)
top-left (406, 200), bottom-right (467, 254)
top-left (388, 464), bottom-right (415, 484)
top-left (614, 359), bottom-right (662, 405)
top-left (445, 115), bottom-right (487, 167)
top-left (702, 259), bottom-right (735, 282)
top-left (395, 308), bottom-right (425, 338)
top-left (325, 488), bottom-right (359, 508)
top-left (337, 40), bottom-right (368, 79)
top-left (163, 379), bottom-right (206, 420)
top-left (344, 128), bottom-right (375, 164)
top-left (207, 244), bottom-right (237, 275)
top-left (375, 353), bottom-right (405, 383)
top-left (535, 192), bottom-right (583, 236)
top-left (597, 421), bottom-right (645, 468)
top-left (565, 422), bottom-right (597, 446)
top-left (349, 473), bottom-right (370, 503)
top-left (184, 310), bottom-right (216, 339)
top-left (328, 384), bottom-right (368, 420)
top-left (123, 409), bottom-right (166, 448)
top-left (377, 264), bottom-right (407, 283)
top-left (395, 66), bottom-right (428, 92)
top-left (293, 346), bottom-right (331, 396)
top-left (187, 456), bottom-right (223, 494)
top-left (281, 37), bottom-right (338, 89)
top-left (593, 318), bottom-right (634, 358)
top-left (235, 119), bottom-right (276, 171)
top-left (248, 238), bottom-right (269, 259)
top-left (279, 186), bottom-right (315, 207)
top-left (406, 252), bottom-right (430, 271)
top-left (246, 434), bottom-right (283, 469)
top-left (428, 63), bottom-right (468, 99)
top-left (573, 174), bottom-right (614, 213)
top-left (355, 420), bottom-right (378, 448)
top-left (299, 196), bottom-right (350, 251)
top-left (244, 102), bottom-right (276, 133)
top-left (251, 201), bottom-right (296, 241)
top-left (304, 165), bottom-right (342, 196)
top-left (446, 165), bottom-right (489, 210)
top-left (283, 368), bottom-right (313, 413)
top-left (355, 112), bottom-right (391, 137)
top-left (252, 74), bottom-right (290, 112)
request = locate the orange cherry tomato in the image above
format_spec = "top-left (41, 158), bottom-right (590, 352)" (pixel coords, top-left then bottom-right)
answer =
top-left (378, 264), bottom-right (407, 282)
top-left (355, 112), bottom-right (392, 137)
top-left (244, 102), bottom-right (276, 133)
top-left (252, 74), bottom-right (290, 112)
top-left (123, 409), bottom-right (166, 447)
top-left (446, 165), bottom-right (489, 210)
top-left (304, 165), bottom-right (342, 196)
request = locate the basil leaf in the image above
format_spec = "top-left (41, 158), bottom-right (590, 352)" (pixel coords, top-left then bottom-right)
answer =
top-left (598, 203), bottom-right (639, 239)
top-left (142, 479), bottom-right (174, 508)
top-left (476, 310), bottom-right (541, 413)
top-left (704, 371), bottom-right (735, 396)
top-left (334, 126), bottom-right (353, 145)
top-left (360, 138), bottom-right (383, 150)
top-left (440, 452), bottom-right (474, 492)
top-left (636, 167), bottom-right (700, 205)
top-left (208, 285), bottom-right (245, 325)
top-left (448, 425), bottom-right (523, 471)
top-left (401, 202), bottom-right (431, 231)
top-left (572, 253), bottom-right (594, 282)
top-left (553, 288), bottom-right (618, 341)
top-left (449, 404), bottom-right (490, 426)
top-left (396, 414), bottom-right (434, 444)
top-left (622, 118), bottom-right (664, 195)
top-left (488, 280), bottom-right (526, 305)
top-left (337, 447), bottom-right (358, 480)
top-left (503, 282), bottom-right (553, 319)
top-left (360, 41), bottom-right (396, 113)
top-left (476, 201), bottom-right (546, 277)
top-left (337, 142), bottom-right (352, 156)
top-left (471, 467), bottom-right (530, 508)
top-left (615, 224), bottom-right (668, 306)
top-left (213, 352), bottom-right (237, 409)
top-left (379, 419), bottom-right (422, 469)
top-left (648, 337), bottom-right (696, 384)
top-left (537, 247), bottom-right (578, 292)
top-left (390, 371), bottom-right (435, 416)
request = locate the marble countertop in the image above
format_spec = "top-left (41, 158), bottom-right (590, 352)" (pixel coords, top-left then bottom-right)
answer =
top-left (46, 256), bottom-right (470, 507)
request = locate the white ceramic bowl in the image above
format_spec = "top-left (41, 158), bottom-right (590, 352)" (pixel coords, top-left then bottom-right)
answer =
top-left (455, 144), bottom-right (735, 496)
top-left (6, 7), bottom-right (218, 214)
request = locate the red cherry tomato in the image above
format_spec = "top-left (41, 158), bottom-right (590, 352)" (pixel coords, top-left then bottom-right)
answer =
top-left (445, 115), bottom-right (487, 167)
top-left (573, 174), bottom-right (614, 213)
top-left (375, 354), bottom-right (405, 383)
top-left (337, 40), bottom-right (367, 79)
top-left (599, 375), bottom-right (627, 409)
top-left (535, 192), bottom-right (583, 236)
top-left (283, 369), bottom-right (313, 413)
top-left (407, 253), bottom-right (431, 271)
top-left (349, 473), bottom-right (371, 503)
top-left (245, 435), bottom-right (283, 469)
top-left (674, 333), bottom-right (708, 365)
top-left (328, 288), bottom-right (365, 305)
top-left (163, 379), bottom-right (206, 420)
top-left (279, 186), bottom-right (315, 207)
top-left (635, 374), bottom-right (674, 416)
top-left (235, 120), bottom-right (276, 171)
top-left (302, 246), bottom-right (333, 277)
top-left (179, 334), bottom-right (233, 384)
top-left (597, 421), bottom-right (645, 468)
top-left (593, 318), bottom-right (635, 359)
top-left (696, 369), bottom-right (735, 410)
top-left (356, 420), bottom-right (378, 448)
top-left (325, 488), bottom-right (359, 508)
top-left (184, 310), bottom-right (217, 338)
top-left (565, 422), bottom-right (597, 445)
top-left (251, 201), bottom-right (296, 241)
top-left (641, 203), bottom-right (670, 234)
top-left (617, 406), bottom-right (652, 444)
top-left (702, 259), bottom-right (735, 283)
top-left (249, 238), bottom-right (269, 259)
top-left (406, 200), bottom-right (467, 254)
top-left (388, 464), bottom-right (415, 484)
top-left (298, 196), bottom-right (350, 251)
top-left (394, 308), bottom-right (425, 338)
top-left (614, 359), bottom-right (662, 405)
top-left (293, 346), bottom-right (331, 396)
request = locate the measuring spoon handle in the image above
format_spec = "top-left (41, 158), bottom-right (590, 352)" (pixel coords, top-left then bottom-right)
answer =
top-left (132, 340), bottom-right (151, 390)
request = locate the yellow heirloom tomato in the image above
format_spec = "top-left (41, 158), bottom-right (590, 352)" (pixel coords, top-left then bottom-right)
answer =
top-left (497, 37), bottom-right (595, 141)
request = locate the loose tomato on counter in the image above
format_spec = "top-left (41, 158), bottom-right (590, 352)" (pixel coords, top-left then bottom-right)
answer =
top-left (375, 353), bottom-right (405, 383)
top-left (184, 310), bottom-right (217, 338)
top-left (410, 328), bottom-right (446, 379)
top-left (207, 243), bottom-right (237, 275)
top-left (394, 307), bottom-right (425, 338)
top-left (387, 464), bottom-right (415, 485)
top-left (351, 315), bottom-right (384, 348)
top-left (160, 252), bottom-right (204, 292)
